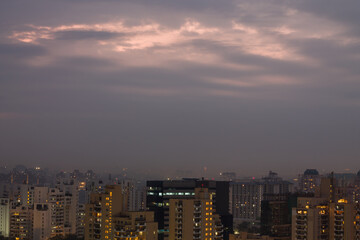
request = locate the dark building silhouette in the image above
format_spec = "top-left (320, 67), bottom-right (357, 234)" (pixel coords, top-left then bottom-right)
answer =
top-left (260, 194), bottom-right (298, 239)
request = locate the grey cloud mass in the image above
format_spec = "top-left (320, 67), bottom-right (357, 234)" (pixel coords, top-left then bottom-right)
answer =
top-left (0, 43), bottom-right (47, 58)
top-left (54, 30), bottom-right (124, 41)
top-left (0, 0), bottom-right (360, 178)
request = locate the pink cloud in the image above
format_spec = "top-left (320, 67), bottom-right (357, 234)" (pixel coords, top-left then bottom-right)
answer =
top-left (9, 18), bottom-right (305, 63)
top-left (0, 112), bottom-right (27, 120)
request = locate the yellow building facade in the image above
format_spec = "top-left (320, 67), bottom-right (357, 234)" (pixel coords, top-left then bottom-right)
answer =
top-left (168, 188), bottom-right (223, 240)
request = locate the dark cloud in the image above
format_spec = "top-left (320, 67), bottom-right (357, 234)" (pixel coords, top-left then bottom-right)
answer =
top-left (0, 43), bottom-right (47, 58)
top-left (54, 30), bottom-right (123, 40)
top-left (58, 0), bottom-right (235, 11)
top-left (54, 56), bottom-right (116, 70)
top-left (293, 0), bottom-right (360, 29)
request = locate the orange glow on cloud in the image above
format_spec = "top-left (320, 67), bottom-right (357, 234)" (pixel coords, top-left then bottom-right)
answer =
top-left (10, 19), bottom-right (298, 61)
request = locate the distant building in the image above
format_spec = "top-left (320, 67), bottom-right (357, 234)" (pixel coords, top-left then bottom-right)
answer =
top-left (230, 172), bottom-right (292, 224)
top-left (262, 171), bottom-right (293, 195)
top-left (230, 181), bottom-right (262, 221)
top-left (298, 169), bottom-right (321, 194)
top-left (121, 179), bottom-right (147, 211)
top-left (351, 170), bottom-right (360, 203)
top-left (220, 172), bottom-right (237, 181)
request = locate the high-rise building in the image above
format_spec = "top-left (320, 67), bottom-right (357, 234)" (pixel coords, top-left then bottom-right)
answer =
top-left (4, 183), bottom-right (82, 240)
top-left (329, 200), bottom-right (358, 239)
top-left (0, 198), bottom-right (10, 237)
top-left (49, 187), bottom-right (66, 237)
top-left (291, 174), bottom-right (360, 240)
top-left (113, 211), bottom-right (158, 239)
top-left (260, 194), bottom-right (297, 239)
top-left (262, 172), bottom-right (293, 195)
top-left (230, 172), bottom-right (292, 224)
top-left (85, 184), bottom-right (157, 240)
top-left (121, 179), bottom-right (147, 211)
top-left (147, 179), bottom-right (232, 240)
top-left (292, 198), bottom-right (360, 240)
top-left (9, 206), bottom-right (33, 240)
top-left (33, 203), bottom-right (52, 240)
top-left (34, 186), bottom-right (49, 203)
top-left (85, 185), bottom-right (127, 240)
top-left (33, 184), bottom-right (79, 238)
top-left (292, 203), bottom-right (329, 240)
top-left (230, 180), bottom-right (263, 222)
top-left (168, 188), bottom-right (223, 240)
top-left (352, 170), bottom-right (360, 203)
top-left (77, 203), bottom-right (86, 238)
top-left (59, 181), bottom-right (79, 235)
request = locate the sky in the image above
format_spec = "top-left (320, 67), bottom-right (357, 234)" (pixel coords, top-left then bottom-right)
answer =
top-left (1, 0), bottom-right (360, 178)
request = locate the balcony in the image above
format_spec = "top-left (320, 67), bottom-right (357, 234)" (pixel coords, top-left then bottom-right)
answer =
top-left (136, 222), bottom-right (146, 227)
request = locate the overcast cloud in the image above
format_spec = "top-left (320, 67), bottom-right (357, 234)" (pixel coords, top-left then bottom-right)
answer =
top-left (1, 0), bottom-right (360, 177)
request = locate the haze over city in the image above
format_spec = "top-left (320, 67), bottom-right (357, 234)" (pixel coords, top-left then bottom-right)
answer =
top-left (1, 0), bottom-right (360, 178)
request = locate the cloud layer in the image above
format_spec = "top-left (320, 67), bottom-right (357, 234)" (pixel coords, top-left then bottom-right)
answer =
top-left (1, 0), bottom-right (360, 177)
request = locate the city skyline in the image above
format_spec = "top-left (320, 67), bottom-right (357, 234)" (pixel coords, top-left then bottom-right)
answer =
top-left (1, 0), bottom-right (360, 176)
top-left (2, 165), bottom-right (360, 240)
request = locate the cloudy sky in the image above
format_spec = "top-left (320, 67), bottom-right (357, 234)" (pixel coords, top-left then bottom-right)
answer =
top-left (1, 0), bottom-right (360, 177)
